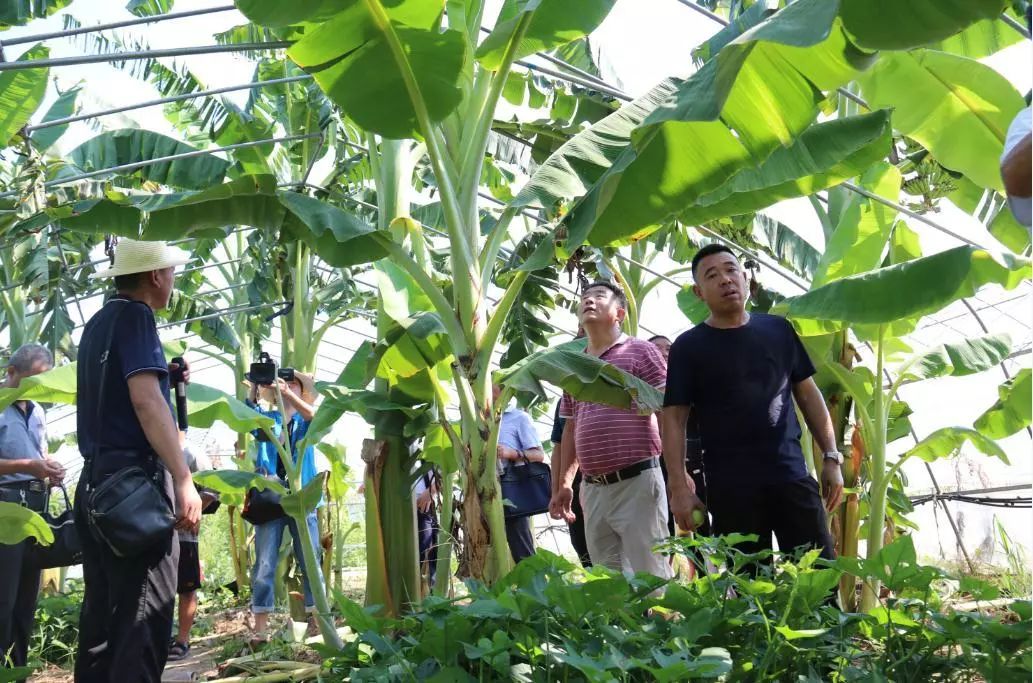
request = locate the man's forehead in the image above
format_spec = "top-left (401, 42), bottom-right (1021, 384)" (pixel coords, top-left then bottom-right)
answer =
top-left (582, 285), bottom-right (614, 297)
top-left (700, 252), bottom-right (740, 270)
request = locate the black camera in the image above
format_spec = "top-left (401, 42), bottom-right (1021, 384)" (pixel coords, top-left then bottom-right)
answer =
top-left (278, 367), bottom-right (295, 383)
top-left (249, 351), bottom-right (277, 386)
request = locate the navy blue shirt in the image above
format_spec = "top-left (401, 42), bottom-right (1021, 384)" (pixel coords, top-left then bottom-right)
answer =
top-left (663, 313), bottom-right (815, 484)
top-left (77, 297), bottom-right (172, 455)
top-left (550, 402), bottom-right (565, 445)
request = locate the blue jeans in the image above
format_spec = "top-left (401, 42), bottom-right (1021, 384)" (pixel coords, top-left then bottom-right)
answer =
top-left (251, 513), bottom-right (324, 614)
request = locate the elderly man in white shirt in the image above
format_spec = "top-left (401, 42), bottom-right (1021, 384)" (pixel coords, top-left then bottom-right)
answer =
top-left (0, 344), bottom-right (62, 672)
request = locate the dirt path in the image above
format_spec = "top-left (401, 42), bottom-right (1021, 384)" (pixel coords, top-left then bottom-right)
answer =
top-left (29, 608), bottom-right (255, 683)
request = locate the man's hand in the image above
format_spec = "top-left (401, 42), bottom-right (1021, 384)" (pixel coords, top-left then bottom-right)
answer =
top-left (548, 485), bottom-right (576, 523)
top-left (416, 489), bottom-right (434, 514)
top-left (174, 476), bottom-right (203, 534)
top-left (497, 445), bottom-right (520, 461)
top-left (169, 358), bottom-right (190, 385)
top-left (820, 460), bottom-right (844, 512)
top-left (30, 458), bottom-right (65, 484)
top-left (669, 485), bottom-right (705, 532)
top-left (275, 377), bottom-right (294, 396)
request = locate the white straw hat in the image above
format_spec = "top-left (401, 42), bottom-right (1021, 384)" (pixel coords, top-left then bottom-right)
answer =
top-left (89, 238), bottom-right (191, 280)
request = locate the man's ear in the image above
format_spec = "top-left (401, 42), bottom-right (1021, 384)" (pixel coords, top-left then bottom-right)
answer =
top-left (616, 306), bottom-right (626, 324)
top-left (692, 284), bottom-right (704, 301)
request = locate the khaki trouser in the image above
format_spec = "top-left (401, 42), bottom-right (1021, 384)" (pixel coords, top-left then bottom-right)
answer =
top-left (581, 465), bottom-right (673, 579)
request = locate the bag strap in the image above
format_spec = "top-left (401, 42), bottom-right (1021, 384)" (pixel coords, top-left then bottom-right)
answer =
top-left (47, 483), bottom-right (72, 512)
top-left (85, 299), bottom-right (131, 484)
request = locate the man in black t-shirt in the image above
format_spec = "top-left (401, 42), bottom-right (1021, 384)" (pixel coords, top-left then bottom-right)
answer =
top-left (549, 403), bottom-right (591, 568)
top-left (74, 239), bottom-right (202, 682)
top-left (661, 244), bottom-right (843, 566)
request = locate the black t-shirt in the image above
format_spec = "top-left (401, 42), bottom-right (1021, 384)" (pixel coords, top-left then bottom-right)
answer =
top-left (77, 297), bottom-right (173, 455)
top-left (550, 402), bottom-right (565, 445)
top-left (663, 313), bottom-right (815, 484)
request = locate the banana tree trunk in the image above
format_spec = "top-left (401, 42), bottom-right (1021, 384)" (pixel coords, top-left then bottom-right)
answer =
top-left (362, 138), bottom-right (426, 614)
top-left (433, 469), bottom-right (457, 596)
top-left (860, 326), bottom-right (889, 612)
top-left (226, 506), bottom-right (250, 591)
top-left (362, 417), bottom-right (421, 616)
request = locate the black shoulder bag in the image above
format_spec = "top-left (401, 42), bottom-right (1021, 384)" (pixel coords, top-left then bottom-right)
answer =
top-left (30, 484), bottom-right (83, 569)
top-left (83, 300), bottom-right (176, 559)
top-left (499, 456), bottom-right (553, 519)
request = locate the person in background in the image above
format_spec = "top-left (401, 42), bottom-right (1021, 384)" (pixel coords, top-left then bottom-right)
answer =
top-left (647, 335), bottom-right (672, 361)
top-left (75, 239), bottom-right (202, 682)
top-left (168, 432), bottom-right (218, 661)
top-left (0, 344), bottom-right (61, 674)
top-left (662, 244), bottom-right (843, 572)
top-left (494, 384), bottom-right (546, 564)
top-left (549, 282), bottom-right (671, 578)
top-left (414, 467), bottom-right (439, 591)
top-left (647, 335), bottom-right (710, 538)
top-left (246, 370), bottom-right (325, 641)
top-left (549, 402), bottom-right (591, 568)
top-left (647, 335), bottom-right (677, 538)
top-left (1001, 105), bottom-right (1031, 227)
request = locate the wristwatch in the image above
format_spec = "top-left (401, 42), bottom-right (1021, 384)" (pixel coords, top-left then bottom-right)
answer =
top-left (822, 451), bottom-right (844, 465)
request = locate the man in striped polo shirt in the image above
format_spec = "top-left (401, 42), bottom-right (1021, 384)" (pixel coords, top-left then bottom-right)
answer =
top-left (549, 282), bottom-right (672, 578)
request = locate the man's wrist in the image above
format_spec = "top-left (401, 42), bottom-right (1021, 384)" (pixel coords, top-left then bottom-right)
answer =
top-left (822, 451), bottom-right (843, 465)
top-left (669, 475), bottom-right (695, 495)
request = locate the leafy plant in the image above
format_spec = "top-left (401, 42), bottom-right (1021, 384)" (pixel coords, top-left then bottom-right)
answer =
top-left (29, 582), bottom-right (82, 669)
top-left (321, 535), bottom-right (1032, 682)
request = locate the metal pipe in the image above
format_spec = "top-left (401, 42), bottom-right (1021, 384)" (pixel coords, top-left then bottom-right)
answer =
top-left (476, 25), bottom-right (617, 92)
top-left (670, 0), bottom-right (729, 25)
top-left (0, 42), bottom-right (291, 72)
top-left (0, 5), bottom-right (239, 47)
top-left (1001, 12), bottom-right (1031, 39)
top-left (841, 181), bottom-right (986, 249)
top-left (0, 132), bottom-right (321, 200)
top-left (877, 358), bottom-right (977, 573)
top-left (156, 300), bottom-right (290, 330)
top-left (961, 297), bottom-right (1033, 438)
top-left (514, 59), bottom-right (631, 101)
top-left (671, 0), bottom-right (873, 111)
top-left (25, 75), bottom-right (313, 132)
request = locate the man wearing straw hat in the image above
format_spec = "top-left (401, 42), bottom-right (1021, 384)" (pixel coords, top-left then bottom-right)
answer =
top-left (74, 238), bottom-right (202, 682)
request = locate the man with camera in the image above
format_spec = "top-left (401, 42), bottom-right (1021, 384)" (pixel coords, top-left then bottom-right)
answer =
top-left (74, 239), bottom-right (202, 682)
top-left (0, 344), bottom-right (61, 672)
top-left (244, 357), bottom-right (325, 641)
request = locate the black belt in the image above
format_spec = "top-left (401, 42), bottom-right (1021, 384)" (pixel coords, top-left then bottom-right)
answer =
top-left (583, 458), bottom-right (659, 486)
top-left (0, 481), bottom-right (47, 511)
top-left (0, 479), bottom-right (47, 493)
top-left (87, 449), bottom-right (163, 480)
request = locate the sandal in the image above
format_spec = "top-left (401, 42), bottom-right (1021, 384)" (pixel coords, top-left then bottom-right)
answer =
top-left (167, 640), bottom-right (190, 661)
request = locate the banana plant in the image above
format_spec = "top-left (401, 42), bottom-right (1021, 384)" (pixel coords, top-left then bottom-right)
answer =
top-left (782, 244), bottom-right (1030, 609)
top-left (229, 0), bottom-right (1017, 606)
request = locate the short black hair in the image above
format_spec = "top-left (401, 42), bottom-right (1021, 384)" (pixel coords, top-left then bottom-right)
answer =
top-left (583, 280), bottom-right (627, 309)
top-left (647, 335), bottom-right (671, 344)
top-left (114, 271), bottom-right (145, 291)
top-left (691, 243), bottom-right (736, 280)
